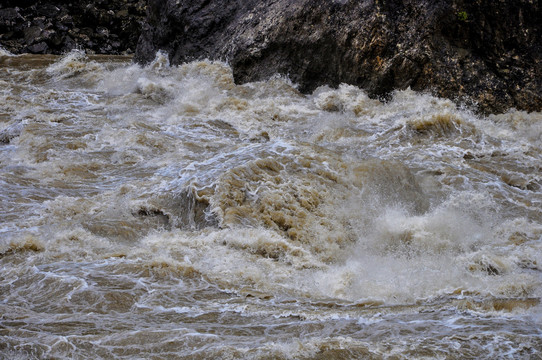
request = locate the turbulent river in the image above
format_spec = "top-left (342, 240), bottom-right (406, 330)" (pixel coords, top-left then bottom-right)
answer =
top-left (0, 49), bottom-right (541, 359)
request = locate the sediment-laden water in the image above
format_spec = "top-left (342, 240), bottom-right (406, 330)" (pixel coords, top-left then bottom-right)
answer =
top-left (1, 49), bottom-right (541, 359)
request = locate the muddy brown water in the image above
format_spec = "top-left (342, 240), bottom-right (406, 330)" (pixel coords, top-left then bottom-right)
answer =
top-left (1, 49), bottom-right (541, 359)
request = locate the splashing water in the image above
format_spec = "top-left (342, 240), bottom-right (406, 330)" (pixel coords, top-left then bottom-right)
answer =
top-left (1, 50), bottom-right (541, 359)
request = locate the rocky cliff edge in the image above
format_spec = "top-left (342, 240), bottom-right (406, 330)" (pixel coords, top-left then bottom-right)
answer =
top-left (134, 0), bottom-right (542, 114)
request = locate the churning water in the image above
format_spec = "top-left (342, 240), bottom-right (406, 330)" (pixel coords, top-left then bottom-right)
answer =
top-left (0, 49), bottom-right (541, 359)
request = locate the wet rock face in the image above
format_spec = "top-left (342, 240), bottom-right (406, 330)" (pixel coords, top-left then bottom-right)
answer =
top-left (0, 0), bottom-right (146, 55)
top-left (134, 0), bottom-right (541, 114)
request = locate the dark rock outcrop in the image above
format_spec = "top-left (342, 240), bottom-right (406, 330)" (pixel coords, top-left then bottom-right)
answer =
top-left (0, 0), bottom-right (146, 55)
top-left (134, 0), bottom-right (542, 114)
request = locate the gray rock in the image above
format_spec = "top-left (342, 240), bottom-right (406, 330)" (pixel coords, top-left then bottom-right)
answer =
top-left (23, 25), bottom-right (42, 45)
top-left (27, 41), bottom-right (48, 53)
top-left (134, 0), bottom-right (542, 114)
top-left (36, 4), bottom-right (60, 18)
top-left (0, 8), bottom-right (22, 22)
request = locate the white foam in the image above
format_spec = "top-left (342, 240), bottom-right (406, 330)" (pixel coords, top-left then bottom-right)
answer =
top-left (1, 53), bottom-right (541, 358)
top-left (0, 46), bottom-right (14, 57)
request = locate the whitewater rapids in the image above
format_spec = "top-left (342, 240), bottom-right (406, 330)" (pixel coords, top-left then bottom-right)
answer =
top-left (0, 50), bottom-right (541, 359)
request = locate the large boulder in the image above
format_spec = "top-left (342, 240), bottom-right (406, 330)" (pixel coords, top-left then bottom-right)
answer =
top-left (134, 0), bottom-right (542, 114)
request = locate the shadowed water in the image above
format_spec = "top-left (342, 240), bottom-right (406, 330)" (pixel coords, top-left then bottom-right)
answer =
top-left (0, 49), bottom-right (541, 359)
